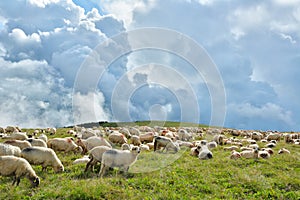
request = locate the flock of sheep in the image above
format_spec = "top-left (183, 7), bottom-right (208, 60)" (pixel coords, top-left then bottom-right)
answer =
top-left (0, 125), bottom-right (299, 187)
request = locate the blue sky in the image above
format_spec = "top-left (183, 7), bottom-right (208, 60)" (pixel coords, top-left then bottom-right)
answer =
top-left (0, 0), bottom-right (299, 131)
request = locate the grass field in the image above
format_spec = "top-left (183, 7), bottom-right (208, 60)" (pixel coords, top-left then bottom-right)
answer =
top-left (0, 123), bottom-right (300, 200)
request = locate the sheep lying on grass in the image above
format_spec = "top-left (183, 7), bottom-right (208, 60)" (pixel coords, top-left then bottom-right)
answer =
top-left (0, 143), bottom-right (21, 156)
top-left (0, 155), bottom-right (40, 187)
top-left (198, 144), bottom-right (213, 160)
top-left (240, 148), bottom-right (259, 159)
top-left (99, 146), bottom-right (140, 178)
top-left (47, 138), bottom-right (82, 154)
top-left (21, 146), bottom-right (64, 173)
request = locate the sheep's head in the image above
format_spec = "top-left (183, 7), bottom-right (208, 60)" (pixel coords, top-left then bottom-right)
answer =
top-left (30, 176), bottom-right (40, 187)
top-left (131, 146), bottom-right (140, 154)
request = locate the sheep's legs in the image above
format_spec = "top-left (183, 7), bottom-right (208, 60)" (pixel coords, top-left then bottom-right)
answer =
top-left (99, 164), bottom-right (107, 178)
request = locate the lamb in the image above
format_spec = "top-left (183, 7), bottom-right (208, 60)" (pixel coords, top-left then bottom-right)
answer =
top-left (47, 137), bottom-right (82, 154)
top-left (278, 148), bottom-right (290, 154)
top-left (240, 148), bottom-right (259, 159)
top-left (198, 144), bottom-right (213, 160)
top-left (21, 146), bottom-right (64, 173)
top-left (10, 132), bottom-right (28, 140)
top-left (73, 155), bottom-right (90, 165)
top-left (27, 138), bottom-right (47, 147)
top-left (154, 136), bottom-right (180, 153)
top-left (131, 135), bottom-right (141, 146)
top-left (99, 146), bottom-right (140, 178)
top-left (4, 140), bottom-right (31, 150)
top-left (76, 136), bottom-right (112, 154)
top-left (139, 132), bottom-right (155, 143)
top-left (108, 132), bottom-right (127, 145)
top-left (84, 146), bottom-right (111, 172)
top-left (0, 156), bottom-right (40, 187)
top-left (0, 143), bottom-right (21, 157)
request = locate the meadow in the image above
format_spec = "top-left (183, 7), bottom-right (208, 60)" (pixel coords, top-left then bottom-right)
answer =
top-left (0, 122), bottom-right (299, 200)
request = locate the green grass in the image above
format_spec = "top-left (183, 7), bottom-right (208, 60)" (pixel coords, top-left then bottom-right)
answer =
top-left (1, 124), bottom-right (300, 199)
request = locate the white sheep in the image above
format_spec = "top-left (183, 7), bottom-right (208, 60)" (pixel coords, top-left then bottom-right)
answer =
top-left (119, 127), bottom-right (131, 138)
top-left (223, 146), bottom-right (239, 151)
top-left (73, 155), bottom-right (90, 165)
top-left (266, 132), bottom-right (281, 141)
top-left (0, 143), bottom-right (21, 157)
top-left (81, 128), bottom-right (97, 139)
top-left (4, 140), bottom-right (32, 150)
top-left (5, 126), bottom-right (21, 133)
top-left (131, 135), bottom-right (141, 146)
top-left (177, 129), bottom-right (193, 141)
top-left (230, 150), bottom-right (241, 159)
top-left (0, 155), bottom-right (40, 187)
top-left (213, 134), bottom-right (226, 145)
top-left (251, 132), bottom-right (263, 141)
top-left (198, 144), bottom-right (213, 160)
top-left (154, 136), bottom-right (180, 153)
top-left (139, 132), bottom-right (155, 143)
top-left (10, 132), bottom-right (28, 140)
top-left (46, 127), bottom-right (56, 135)
top-left (108, 132), bottom-right (127, 145)
top-left (139, 144), bottom-right (150, 151)
top-left (240, 148), bottom-right (259, 159)
top-left (38, 134), bottom-right (48, 143)
top-left (99, 146), bottom-right (140, 178)
top-left (128, 127), bottom-right (141, 136)
top-left (21, 146), bottom-right (64, 173)
top-left (121, 143), bottom-right (132, 150)
top-left (47, 137), bottom-right (82, 154)
top-left (84, 146), bottom-right (111, 172)
top-left (27, 138), bottom-right (47, 147)
top-left (207, 141), bottom-right (218, 149)
top-left (176, 140), bottom-right (194, 148)
top-left (76, 136), bottom-right (112, 154)
top-left (258, 150), bottom-right (270, 159)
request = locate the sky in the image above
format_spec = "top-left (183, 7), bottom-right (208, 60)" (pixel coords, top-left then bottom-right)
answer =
top-left (0, 0), bottom-right (299, 131)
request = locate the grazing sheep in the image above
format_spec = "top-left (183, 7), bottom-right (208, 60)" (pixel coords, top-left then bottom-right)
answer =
top-left (119, 128), bottom-right (131, 138)
top-left (38, 134), bottom-right (48, 143)
top-left (47, 138), bottom-right (82, 154)
top-left (0, 156), bottom-right (40, 187)
top-left (128, 127), bottom-right (141, 136)
top-left (0, 143), bottom-right (21, 157)
top-left (10, 132), bottom-right (28, 140)
top-left (198, 144), bottom-right (213, 160)
top-left (261, 148), bottom-right (274, 155)
top-left (76, 136), bottom-right (112, 154)
top-left (240, 148), bottom-right (259, 159)
top-left (99, 146), bottom-right (140, 178)
top-left (154, 136), bottom-right (180, 153)
top-left (176, 140), bottom-right (194, 148)
top-left (131, 135), bottom-right (141, 146)
top-left (27, 138), bottom-right (47, 147)
top-left (139, 132), bottom-right (155, 143)
top-left (81, 129), bottom-right (97, 139)
top-left (85, 146), bottom-right (111, 172)
top-left (108, 132), bottom-right (127, 145)
top-left (248, 144), bottom-right (259, 149)
top-left (230, 150), bottom-right (241, 159)
top-left (4, 140), bottom-right (31, 150)
top-left (21, 147), bottom-right (64, 173)
top-left (73, 155), bottom-right (90, 165)
top-left (278, 148), bottom-right (290, 154)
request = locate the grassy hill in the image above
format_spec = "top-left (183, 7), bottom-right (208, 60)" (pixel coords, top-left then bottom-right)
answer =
top-left (0, 123), bottom-right (299, 199)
